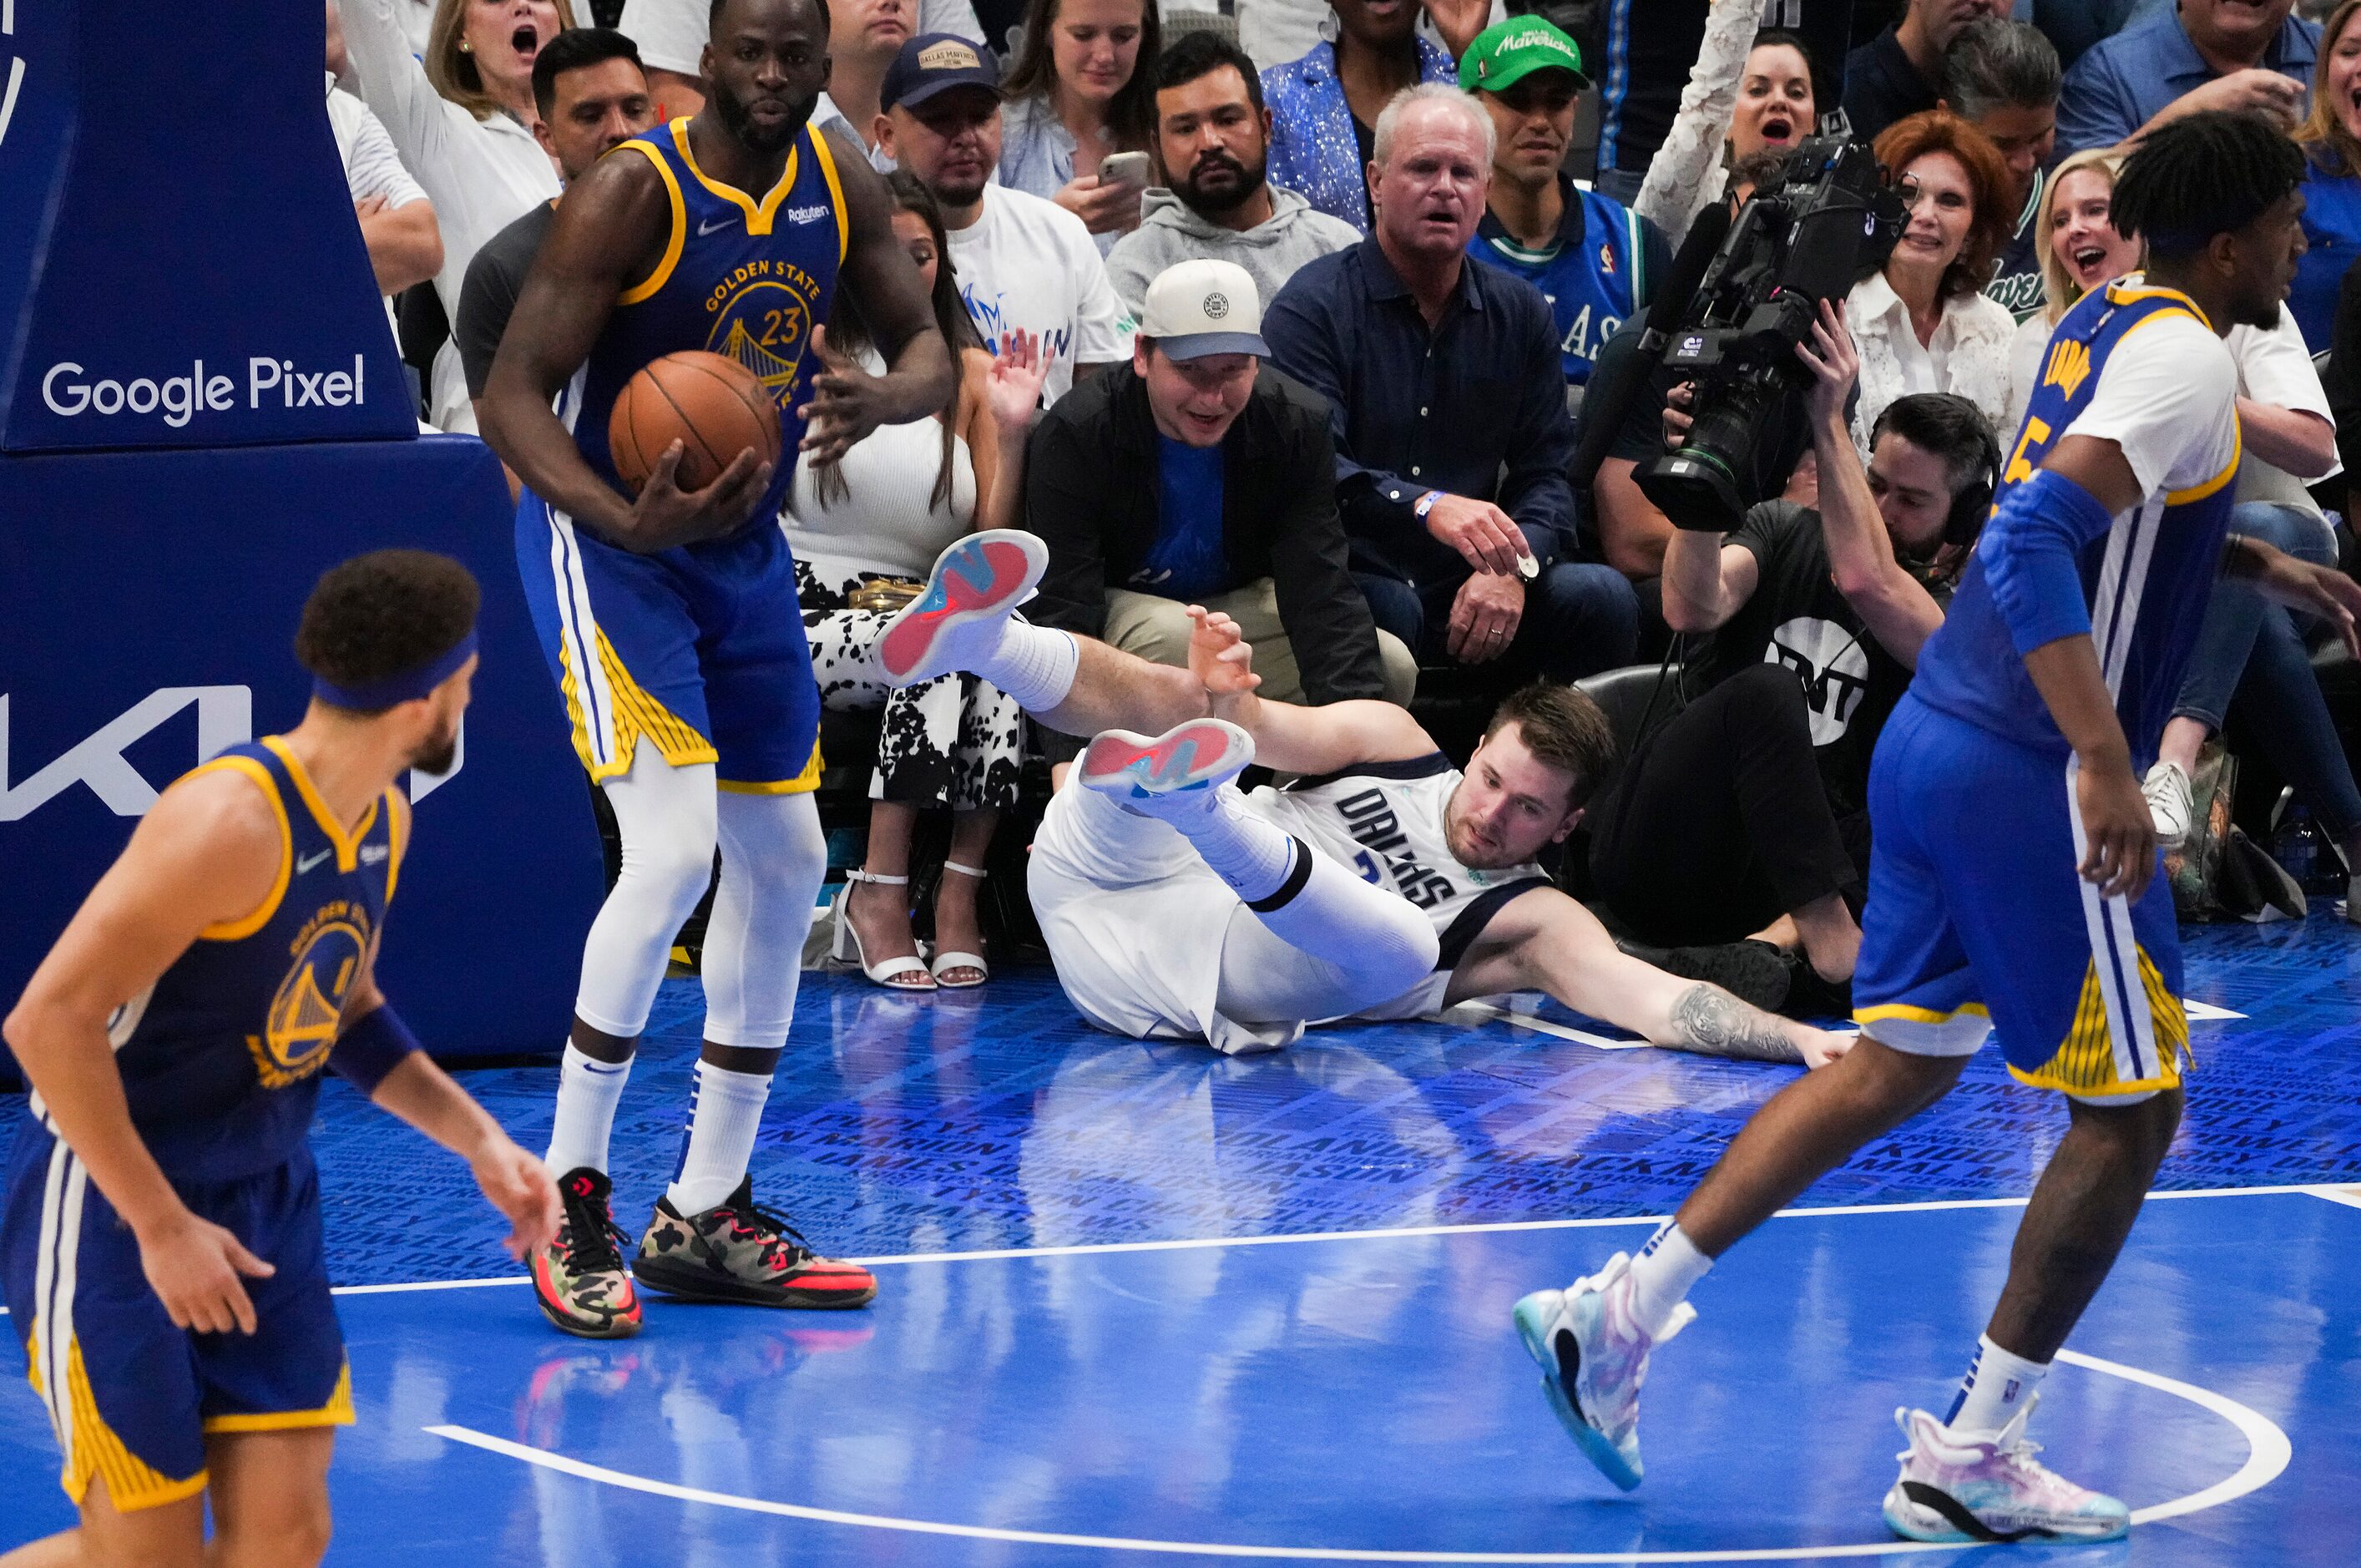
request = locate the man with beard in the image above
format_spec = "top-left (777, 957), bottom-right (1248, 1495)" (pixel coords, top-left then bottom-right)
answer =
top-left (1105, 32), bottom-right (1361, 318)
top-left (481, 0), bottom-right (953, 1339)
top-left (1461, 18), bottom-right (1671, 398)
top-left (875, 32), bottom-right (1133, 405)
top-left (871, 528), bottom-right (1847, 1065)
top-left (0, 552), bottom-right (558, 1565)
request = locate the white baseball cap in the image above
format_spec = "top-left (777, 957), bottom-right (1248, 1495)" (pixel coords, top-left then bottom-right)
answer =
top-left (1140, 259), bottom-right (1268, 361)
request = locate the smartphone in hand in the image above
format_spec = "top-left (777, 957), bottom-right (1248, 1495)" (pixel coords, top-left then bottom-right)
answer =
top-left (1098, 150), bottom-right (1152, 190)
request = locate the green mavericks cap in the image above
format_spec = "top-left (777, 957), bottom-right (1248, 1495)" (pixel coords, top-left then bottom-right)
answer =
top-left (1458, 17), bottom-right (1590, 95)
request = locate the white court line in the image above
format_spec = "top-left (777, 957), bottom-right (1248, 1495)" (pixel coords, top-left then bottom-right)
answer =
top-left (1456, 998), bottom-right (2244, 1050)
top-left (423, 1344), bottom-right (2289, 1564)
top-left (260, 1181), bottom-right (2360, 1298)
top-left (0, 58), bottom-right (25, 151)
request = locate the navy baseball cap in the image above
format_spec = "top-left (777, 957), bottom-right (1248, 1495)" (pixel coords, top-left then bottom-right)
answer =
top-left (880, 33), bottom-right (1001, 114)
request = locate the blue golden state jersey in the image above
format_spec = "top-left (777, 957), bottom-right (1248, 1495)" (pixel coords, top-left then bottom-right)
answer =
top-left (30, 738), bottom-right (408, 1184)
top-left (1469, 183), bottom-right (1663, 386)
top-left (569, 116), bottom-right (849, 529)
top-left (1909, 281), bottom-right (2241, 767)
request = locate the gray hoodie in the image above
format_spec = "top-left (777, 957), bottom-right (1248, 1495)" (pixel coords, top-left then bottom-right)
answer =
top-left (1105, 185), bottom-right (1363, 317)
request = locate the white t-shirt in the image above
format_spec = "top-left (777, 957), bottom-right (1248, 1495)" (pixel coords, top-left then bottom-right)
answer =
top-left (2227, 309), bottom-right (2341, 519)
top-left (947, 185), bottom-right (1135, 406)
top-left (2066, 306), bottom-right (2240, 503)
top-left (617, 0), bottom-right (983, 75)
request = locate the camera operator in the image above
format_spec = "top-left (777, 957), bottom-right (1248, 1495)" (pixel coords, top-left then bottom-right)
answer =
top-left (1585, 303), bottom-right (2000, 1016)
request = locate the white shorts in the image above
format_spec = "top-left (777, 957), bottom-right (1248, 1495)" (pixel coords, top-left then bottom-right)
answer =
top-left (1028, 781), bottom-right (1306, 1055)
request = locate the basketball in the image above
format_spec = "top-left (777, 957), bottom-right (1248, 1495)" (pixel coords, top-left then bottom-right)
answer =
top-left (607, 350), bottom-right (781, 494)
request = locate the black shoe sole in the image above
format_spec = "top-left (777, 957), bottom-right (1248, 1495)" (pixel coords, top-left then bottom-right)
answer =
top-left (631, 1252), bottom-right (877, 1310)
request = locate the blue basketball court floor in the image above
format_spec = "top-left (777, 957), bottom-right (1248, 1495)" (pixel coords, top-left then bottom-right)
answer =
top-left (5, 913), bottom-right (2359, 1565)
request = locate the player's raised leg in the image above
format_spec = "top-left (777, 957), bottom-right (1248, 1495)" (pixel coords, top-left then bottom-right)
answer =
top-left (879, 530), bottom-right (1212, 739)
top-left (1074, 721), bottom-right (1441, 1029)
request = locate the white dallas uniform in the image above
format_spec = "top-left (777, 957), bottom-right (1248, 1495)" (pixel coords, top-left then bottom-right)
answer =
top-left (1029, 753), bottom-right (1553, 1054)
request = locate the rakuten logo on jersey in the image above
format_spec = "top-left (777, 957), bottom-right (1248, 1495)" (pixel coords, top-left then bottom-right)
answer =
top-left (40, 355), bottom-right (370, 428)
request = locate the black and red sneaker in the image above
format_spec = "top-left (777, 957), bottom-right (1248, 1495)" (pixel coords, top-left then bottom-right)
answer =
top-left (632, 1176), bottom-right (877, 1309)
top-left (533, 1167), bottom-right (645, 1339)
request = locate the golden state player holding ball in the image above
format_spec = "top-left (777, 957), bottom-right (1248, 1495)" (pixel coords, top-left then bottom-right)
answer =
top-left (0, 553), bottom-right (558, 1568)
top-left (480, 0), bottom-right (953, 1337)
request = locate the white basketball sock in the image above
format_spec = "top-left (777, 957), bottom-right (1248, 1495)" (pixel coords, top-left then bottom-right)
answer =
top-left (1150, 782), bottom-right (1297, 903)
top-left (1628, 1221), bottom-right (1713, 1338)
top-left (966, 618), bottom-right (1079, 713)
top-left (1946, 1334), bottom-right (2050, 1438)
top-left (544, 1044), bottom-right (633, 1176)
top-left (665, 1060), bottom-right (774, 1216)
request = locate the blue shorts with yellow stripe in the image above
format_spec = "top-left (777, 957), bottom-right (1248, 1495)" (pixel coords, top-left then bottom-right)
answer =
top-left (1853, 695), bottom-right (2187, 1100)
top-left (515, 492), bottom-right (821, 794)
top-left (2, 1127), bottom-right (351, 1511)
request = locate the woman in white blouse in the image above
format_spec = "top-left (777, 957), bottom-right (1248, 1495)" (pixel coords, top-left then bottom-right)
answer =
top-left (340, 0), bottom-right (574, 433)
top-left (1841, 110), bottom-right (2016, 463)
top-left (1632, 0), bottom-right (1819, 245)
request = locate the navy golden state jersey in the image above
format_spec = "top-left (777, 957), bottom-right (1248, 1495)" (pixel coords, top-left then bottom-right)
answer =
top-left (31, 738), bottom-right (408, 1183)
top-left (569, 116), bottom-right (849, 529)
top-left (1909, 280), bottom-right (2240, 766)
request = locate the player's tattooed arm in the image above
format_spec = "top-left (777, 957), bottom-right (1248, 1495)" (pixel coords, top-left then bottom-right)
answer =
top-left (1667, 984), bottom-right (1808, 1065)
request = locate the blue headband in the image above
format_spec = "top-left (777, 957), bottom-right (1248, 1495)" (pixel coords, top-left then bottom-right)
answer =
top-left (311, 630), bottom-right (478, 711)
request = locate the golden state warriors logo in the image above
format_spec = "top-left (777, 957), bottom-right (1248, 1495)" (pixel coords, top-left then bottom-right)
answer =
top-left (246, 903), bottom-right (372, 1089)
top-left (703, 260), bottom-right (827, 409)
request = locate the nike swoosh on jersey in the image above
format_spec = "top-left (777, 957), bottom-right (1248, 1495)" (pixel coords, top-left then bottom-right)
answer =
top-left (296, 847), bottom-right (333, 873)
top-left (697, 215), bottom-right (737, 235)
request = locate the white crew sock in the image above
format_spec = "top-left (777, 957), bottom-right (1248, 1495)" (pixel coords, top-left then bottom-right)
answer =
top-left (1946, 1334), bottom-right (2050, 1438)
top-left (1628, 1221), bottom-right (1713, 1338)
top-left (967, 618), bottom-right (1079, 713)
top-left (544, 1044), bottom-right (633, 1176)
top-left (1152, 782), bottom-right (1297, 903)
top-left (665, 1060), bottom-right (774, 1216)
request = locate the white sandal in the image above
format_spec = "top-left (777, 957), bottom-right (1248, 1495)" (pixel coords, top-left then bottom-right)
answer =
top-left (831, 871), bottom-right (934, 990)
top-left (928, 861), bottom-right (991, 989)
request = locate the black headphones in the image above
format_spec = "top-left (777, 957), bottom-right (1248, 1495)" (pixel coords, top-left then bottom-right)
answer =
top-left (1944, 417), bottom-right (2002, 551)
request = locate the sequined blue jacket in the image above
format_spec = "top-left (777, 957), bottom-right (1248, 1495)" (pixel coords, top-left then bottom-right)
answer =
top-left (1261, 37), bottom-right (1457, 236)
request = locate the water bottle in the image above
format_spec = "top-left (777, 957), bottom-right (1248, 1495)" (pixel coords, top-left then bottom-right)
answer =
top-left (2270, 803), bottom-right (2325, 893)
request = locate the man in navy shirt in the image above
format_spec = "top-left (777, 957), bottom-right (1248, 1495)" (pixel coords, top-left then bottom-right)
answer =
top-left (1460, 18), bottom-right (1671, 399)
top-left (1846, 0), bottom-right (2011, 144)
top-left (1266, 85), bottom-right (1639, 693)
top-left (2056, 0), bottom-right (2314, 155)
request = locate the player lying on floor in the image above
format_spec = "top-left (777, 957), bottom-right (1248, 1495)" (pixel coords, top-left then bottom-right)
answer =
top-left (877, 530), bottom-right (1849, 1065)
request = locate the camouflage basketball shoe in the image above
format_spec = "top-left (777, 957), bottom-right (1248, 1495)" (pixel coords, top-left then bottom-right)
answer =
top-left (532, 1167), bottom-right (645, 1338)
top-left (633, 1176), bottom-right (877, 1308)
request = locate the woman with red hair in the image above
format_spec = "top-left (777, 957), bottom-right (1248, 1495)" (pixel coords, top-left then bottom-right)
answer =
top-left (1842, 109), bottom-right (2018, 459)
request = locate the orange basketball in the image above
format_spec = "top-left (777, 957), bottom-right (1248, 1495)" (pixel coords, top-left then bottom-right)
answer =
top-left (607, 351), bottom-right (781, 494)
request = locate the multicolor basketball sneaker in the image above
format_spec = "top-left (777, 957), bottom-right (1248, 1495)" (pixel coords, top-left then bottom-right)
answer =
top-left (1078, 719), bottom-right (1255, 812)
top-left (533, 1167), bottom-right (645, 1339)
top-left (632, 1176), bottom-right (878, 1309)
top-left (1512, 1252), bottom-right (1692, 1491)
top-left (878, 529), bottom-right (1049, 686)
top-left (1881, 1402), bottom-right (2131, 1543)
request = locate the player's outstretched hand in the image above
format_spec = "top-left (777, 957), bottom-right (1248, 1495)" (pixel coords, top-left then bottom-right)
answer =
top-left (1800, 1029), bottom-right (1855, 1070)
top-left (139, 1206), bottom-right (275, 1336)
top-left (2074, 754), bottom-right (2156, 902)
top-left (1186, 605), bottom-right (1261, 699)
top-left (471, 1138), bottom-right (561, 1261)
top-left (624, 440), bottom-right (771, 552)
top-left (799, 325), bottom-right (897, 467)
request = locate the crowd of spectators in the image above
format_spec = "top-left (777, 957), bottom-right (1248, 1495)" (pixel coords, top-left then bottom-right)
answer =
top-left (330, 0), bottom-right (2361, 1007)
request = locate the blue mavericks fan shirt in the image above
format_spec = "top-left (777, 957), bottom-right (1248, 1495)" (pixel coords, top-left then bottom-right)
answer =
top-left (569, 117), bottom-right (849, 529)
top-left (1469, 180), bottom-right (1668, 387)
